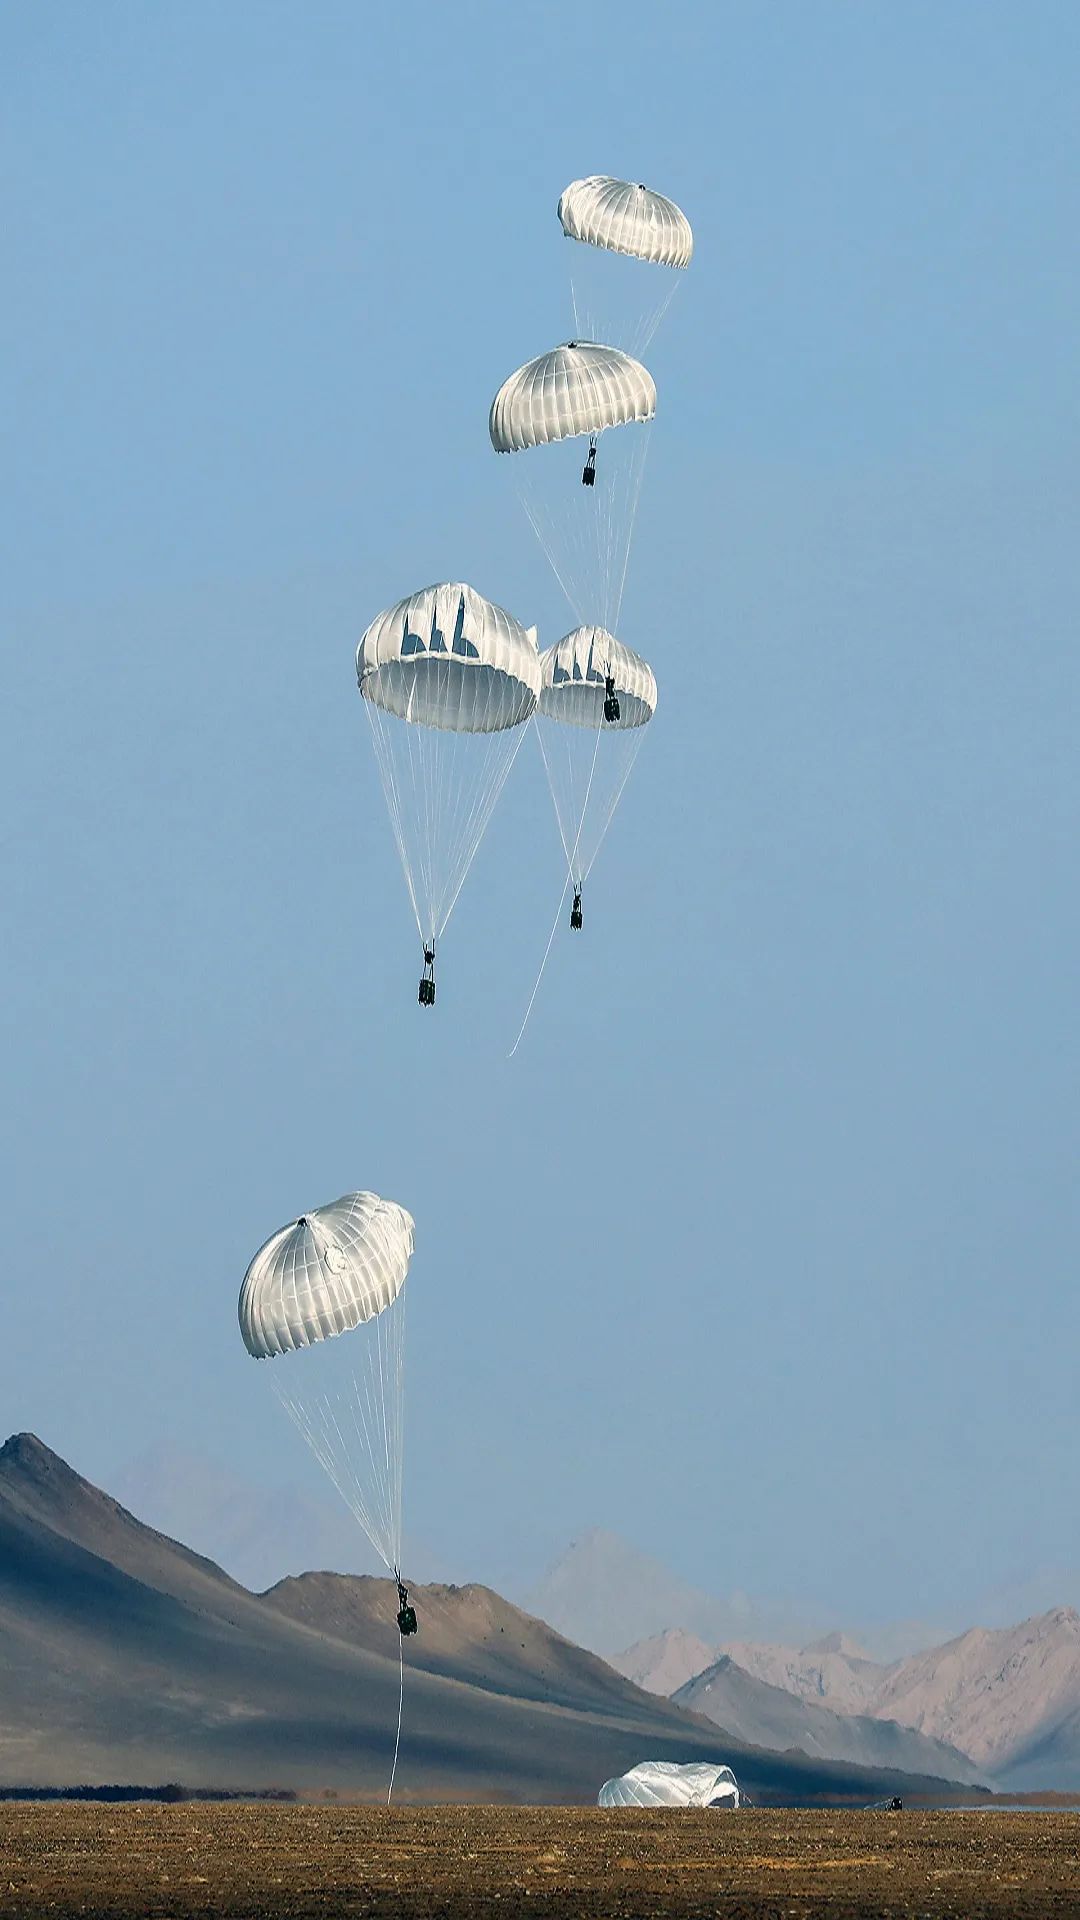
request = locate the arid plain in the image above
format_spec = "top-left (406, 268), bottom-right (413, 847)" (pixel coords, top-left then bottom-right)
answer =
top-left (3, 1804), bottom-right (1080, 1920)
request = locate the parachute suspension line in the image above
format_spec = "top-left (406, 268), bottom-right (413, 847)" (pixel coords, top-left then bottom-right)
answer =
top-left (508, 718), bottom-right (606, 1057)
top-left (610, 429), bottom-right (651, 630)
top-left (519, 483), bottom-right (590, 625)
top-left (507, 862), bottom-right (573, 1060)
top-left (362, 657), bottom-right (532, 961)
top-left (536, 696), bottom-right (647, 896)
top-left (567, 261), bottom-right (681, 360)
top-left (536, 711), bottom-right (604, 888)
top-left (365, 699), bottom-right (424, 942)
top-left (578, 725), bottom-right (647, 884)
top-left (428, 674), bottom-right (533, 941)
top-left (387, 1623), bottom-right (404, 1806)
top-left (633, 278), bottom-right (680, 357)
top-left (515, 428), bottom-right (652, 634)
top-left (269, 1283), bottom-right (406, 1576)
top-left (387, 1561), bottom-right (417, 1801)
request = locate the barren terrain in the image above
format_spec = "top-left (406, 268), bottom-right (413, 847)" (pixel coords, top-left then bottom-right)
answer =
top-left (2, 1804), bottom-right (1079, 1919)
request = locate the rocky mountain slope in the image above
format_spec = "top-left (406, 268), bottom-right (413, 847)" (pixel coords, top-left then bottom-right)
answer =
top-left (0, 1435), bottom-right (968, 1805)
top-left (615, 1628), bottom-right (720, 1698)
top-left (673, 1656), bottom-right (983, 1783)
top-left (870, 1610), bottom-right (1080, 1786)
top-left (617, 1614), bottom-right (1080, 1788)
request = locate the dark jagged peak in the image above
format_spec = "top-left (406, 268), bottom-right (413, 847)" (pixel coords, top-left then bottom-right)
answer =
top-left (0, 1432), bottom-right (99, 1509)
top-left (0, 1431), bottom-right (258, 1619)
top-left (1, 1431), bottom-right (72, 1473)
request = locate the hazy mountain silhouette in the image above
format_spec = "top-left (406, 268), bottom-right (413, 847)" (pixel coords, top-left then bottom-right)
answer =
top-left (524, 1528), bottom-right (812, 1656)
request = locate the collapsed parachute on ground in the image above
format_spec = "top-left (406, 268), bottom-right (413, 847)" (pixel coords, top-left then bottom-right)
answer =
top-left (357, 581), bottom-right (540, 1004)
top-left (489, 343), bottom-right (656, 633)
top-left (557, 174), bottom-right (693, 356)
top-left (239, 1191), bottom-right (414, 1583)
top-left (536, 625), bottom-right (656, 928)
top-left (598, 1761), bottom-right (741, 1809)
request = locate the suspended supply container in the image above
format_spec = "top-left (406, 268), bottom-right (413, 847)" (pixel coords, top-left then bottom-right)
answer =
top-left (557, 175), bottom-right (693, 358)
top-left (357, 582), bottom-right (541, 1006)
top-left (598, 1761), bottom-right (741, 1809)
top-left (489, 341), bottom-right (656, 635)
top-left (238, 1191), bottom-right (415, 1587)
top-left (537, 625), bottom-right (656, 931)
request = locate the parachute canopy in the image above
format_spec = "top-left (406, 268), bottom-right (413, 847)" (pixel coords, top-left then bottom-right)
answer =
top-left (598, 1761), bottom-right (741, 1810)
top-left (540, 625), bottom-right (657, 731)
top-left (489, 352), bottom-right (655, 632)
top-left (358, 581), bottom-right (540, 733)
top-left (357, 582), bottom-right (540, 956)
top-left (558, 175), bottom-right (694, 270)
top-left (489, 342), bottom-right (656, 453)
top-left (239, 1190), bottom-right (415, 1576)
top-left (537, 625), bottom-right (656, 899)
top-left (239, 1191), bottom-right (414, 1360)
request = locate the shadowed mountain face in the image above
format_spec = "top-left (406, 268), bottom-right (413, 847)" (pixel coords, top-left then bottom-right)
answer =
top-left (673, 1657), bottom-right (984, 1785)
top-left (0, 1436), bottom-right (972, 1804)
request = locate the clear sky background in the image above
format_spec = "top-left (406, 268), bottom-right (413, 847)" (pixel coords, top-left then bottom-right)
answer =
top-left (3, 1), bottom-right (1079, 1637)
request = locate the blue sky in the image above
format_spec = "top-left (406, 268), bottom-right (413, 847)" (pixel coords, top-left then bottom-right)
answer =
top-left (3, 0), bottom-right (1079, 1633)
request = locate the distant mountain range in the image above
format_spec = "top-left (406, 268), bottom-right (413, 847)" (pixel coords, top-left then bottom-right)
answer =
top-left (0, 1435), bottom-right (971, 1805)
top-left (611, 1616), bottom-right (1080, 1789)
top-left (115, 1449), bottom-right (1080, 1674)
top-left (673, 1656), bottom-right (984, 1784)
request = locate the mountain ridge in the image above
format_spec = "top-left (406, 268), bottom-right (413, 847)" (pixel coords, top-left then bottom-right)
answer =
top-left (612, 1610), bottom-right (1080, 1787)
top-left (0, 1435), bottom-right (972, 1805)
top-left (673, 1655), bottom-right (984, 1784)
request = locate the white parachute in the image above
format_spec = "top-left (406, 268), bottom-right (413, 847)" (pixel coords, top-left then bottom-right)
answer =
top-left (537, 626), bottom-right (656, 921)
top-left (489, 342), bottom-right (655, 634)
top-left (239, 1190), bottom-right (415, 1578)
top-left (357, 581), bottom-right (541, 1000)
top-left (598, 1761), bottom-right (741, 1810)
top-left (558, 175), bottom-right (694, 357)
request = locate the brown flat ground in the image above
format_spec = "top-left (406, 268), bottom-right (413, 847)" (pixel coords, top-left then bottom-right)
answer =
top-left (2, 1804), bottom-right (1079, 1919)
